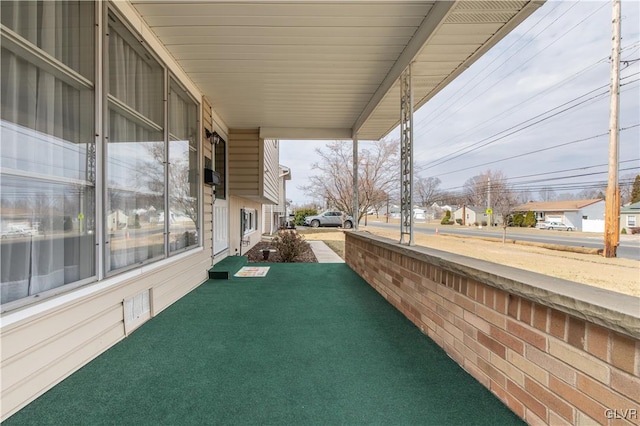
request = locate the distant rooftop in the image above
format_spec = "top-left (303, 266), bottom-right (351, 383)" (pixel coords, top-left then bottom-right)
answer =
top-left (514, 199), bottom-right (603, 212)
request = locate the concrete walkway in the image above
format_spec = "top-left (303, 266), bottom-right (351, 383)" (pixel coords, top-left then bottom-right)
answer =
top-left (308, 240), bottom-right (344, 263)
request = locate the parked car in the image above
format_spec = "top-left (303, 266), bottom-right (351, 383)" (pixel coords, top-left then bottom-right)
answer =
top-left (0, 225), bottom-right (39, 239)
top-left (303, 211), bottom-right (354, 229)
top-left (542, 221), bottom-right (574, 231)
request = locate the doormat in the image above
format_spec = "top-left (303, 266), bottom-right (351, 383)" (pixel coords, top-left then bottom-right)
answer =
top-left (234, 266), bottom-right (270, 277)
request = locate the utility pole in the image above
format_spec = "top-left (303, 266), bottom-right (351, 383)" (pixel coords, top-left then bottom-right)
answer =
top-left (487, 177), bottom-right (492, 227)
top-left (604, 0), bottom-right (621, 258)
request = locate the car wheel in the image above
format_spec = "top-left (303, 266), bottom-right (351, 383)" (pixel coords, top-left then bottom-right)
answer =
top-left (567, 228), bottom-right (573, 231)
top-left (310, 219), bottom-right (320, 228)
top-left (343, 220), bottom-right (353, 229)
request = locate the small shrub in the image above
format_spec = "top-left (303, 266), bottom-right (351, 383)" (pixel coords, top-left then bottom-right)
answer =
top-left (512, 212), bottom-right (524, 227)
top-left (481, 221), bottom-right (487, 227)
top-left (440, 210), bottom-right (451, 225)
top-left (621, 228), bottom-right (627, 234)
top-left (455, 218), bottom-right (463, 225)
top-left (294, 208), bottom-right (317, 226)
top-left (523, 211), bottom-right (536, 227)
top-left (272, 230), bottom-right (310, 262)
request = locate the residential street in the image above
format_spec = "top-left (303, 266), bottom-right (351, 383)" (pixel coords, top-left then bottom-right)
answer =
top-left (365, 220), bottom-right (640, 261)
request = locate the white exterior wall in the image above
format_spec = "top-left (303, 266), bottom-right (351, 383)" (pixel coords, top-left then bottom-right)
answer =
top-left (0, 2), bottom-right (230, 420)
top-left (563, 212), bottom-right (581, 230)
top-left (229, 196), bottom-right (263, 256)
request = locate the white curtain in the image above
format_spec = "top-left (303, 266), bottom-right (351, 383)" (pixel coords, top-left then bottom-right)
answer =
top-left (1, 1), bottom-right (94, 304)
top-left (107, 22), bottom-right (165, 271)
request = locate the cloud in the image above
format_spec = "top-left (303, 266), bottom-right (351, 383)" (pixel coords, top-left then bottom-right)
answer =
top-left (282, 0), bottom-right (640, 205)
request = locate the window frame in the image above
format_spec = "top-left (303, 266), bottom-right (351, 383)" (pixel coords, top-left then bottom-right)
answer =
top-left (167, 74), bottom-right (201, 256)
top-left (103, 8), bottom-right (167, 276)
top-left (243, 208), bottom-right (257, 235)
top-left (0, 0), bottom-right (99, 310)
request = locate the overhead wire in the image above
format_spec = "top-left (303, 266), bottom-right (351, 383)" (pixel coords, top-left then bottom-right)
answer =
top-left (417, 75), bottom-right (639, 174)
top-left (414, 42), bottom-right (640, 161)
top-left (411, 1), bottom-right (570, 134)
top-left (414, 1), bottom-right (608, 136)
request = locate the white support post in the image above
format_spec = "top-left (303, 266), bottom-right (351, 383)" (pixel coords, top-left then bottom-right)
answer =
top-left (353, 137), bottom-right (359, 231)
top-left (399, 64), bottom-right (414, 245)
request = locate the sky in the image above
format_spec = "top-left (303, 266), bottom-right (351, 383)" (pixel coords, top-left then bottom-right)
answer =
top-left (279, 0), bottom-right (640, 207)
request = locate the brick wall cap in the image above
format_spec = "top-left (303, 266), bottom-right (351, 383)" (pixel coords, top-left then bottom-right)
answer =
top-left (347, 232), bottom-right (640, 339)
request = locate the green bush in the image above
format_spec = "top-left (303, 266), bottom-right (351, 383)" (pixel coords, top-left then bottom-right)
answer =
top-left (621, 228), bottom-right (627, 234)
top-left (272, 230), bottom-right (310, 262)
top-left (455, 218), bottom-right (463, 225)
top-left (512, 212), bottom-right (524, 227)
top-left (523, 211), bottom-right (536, 228)
top-left (294, 208), bottom-right (317, 226)
top-left (440, 210), bottom-right (451, 225)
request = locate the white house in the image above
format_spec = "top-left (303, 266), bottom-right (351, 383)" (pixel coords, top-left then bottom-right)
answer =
top-left (620, 201), bottom-right (640, 233)
top-left (453, 205), bottom-right (487, 226)
top-left (513, 199), bottom-right (605, 232)
top-left (263, 165), bottom-right (292, 235)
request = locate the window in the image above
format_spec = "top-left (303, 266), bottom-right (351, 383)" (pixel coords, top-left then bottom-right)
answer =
top-left (1, 1), bottom-right (96, 305)
top-left (214, 138), bottom-right (226, 199)
top-left (0, 3), bottom-right (201, 308)
top-left (106, 12), bottom-right (165, 272)
top-left (168, 78), bottom-right (199, 253)
top-left (628, 216), bottom-right (636, 227)
top-left (242, 208), bottom-right (257, 234)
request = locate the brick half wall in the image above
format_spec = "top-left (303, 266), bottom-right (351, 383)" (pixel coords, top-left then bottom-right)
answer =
top-left (345, 232), bottom-right (639, 425)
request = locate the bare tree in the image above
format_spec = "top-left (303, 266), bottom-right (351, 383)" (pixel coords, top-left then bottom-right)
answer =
top-left (300, 139), bottom-right (399, 222)
top-left (577, 187), bottom-right (606, 200)
top-left (414, 176), bottom-right (442, 207)
top-left (463, 170), bottom-right (510, 209)
top-left (493, 186), bottom-right (519, 243)
top-left (516, 188), bottom-right (533, 205)
top-left (620, 173), bottom-right (638, 205)
top-left (539, 187), bottom-right (556, 201)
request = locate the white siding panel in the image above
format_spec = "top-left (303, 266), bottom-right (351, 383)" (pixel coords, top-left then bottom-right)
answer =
top-left (263, 140), bottom-right (279, 203)
top-left (1, 251), bottom-right (210, 421)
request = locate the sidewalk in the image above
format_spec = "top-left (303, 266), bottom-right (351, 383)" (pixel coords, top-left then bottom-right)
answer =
top-left (308, 240), bottom-right (344, 263)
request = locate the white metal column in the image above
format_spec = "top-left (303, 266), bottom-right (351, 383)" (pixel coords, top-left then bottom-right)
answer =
top-left (399, 64), bottom-right (414, 246)
top-left (353, 137), bottom-right (359, 231)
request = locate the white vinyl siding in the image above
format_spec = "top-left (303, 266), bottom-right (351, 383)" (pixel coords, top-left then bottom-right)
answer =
top-left (0, 1), bottom-right (216, 420)
top-left (228, 129), bottom-right (278, 204)
top-left (262, 139), bottom-right (279, 202)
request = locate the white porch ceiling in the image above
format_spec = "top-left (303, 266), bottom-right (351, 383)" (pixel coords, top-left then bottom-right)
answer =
top-left (130, 0), bottom-right (544, 140)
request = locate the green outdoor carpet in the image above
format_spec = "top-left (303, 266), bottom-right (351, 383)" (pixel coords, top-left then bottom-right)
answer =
top-left (5, 263), bottom-right (524, 425)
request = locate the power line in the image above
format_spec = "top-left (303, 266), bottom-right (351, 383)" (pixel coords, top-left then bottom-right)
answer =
top-left (419, 90), bottom-right (612, 171)
top-left (431, 124), bottom-right (639, 178)
top-left (412, 1), bottom-right (571, 133)
top-left (414, 43), bottom-right (640, 160)
top-left (414, 1), bottom-right (608, 136)
top-left (417, 77), bottom-right (639, 173)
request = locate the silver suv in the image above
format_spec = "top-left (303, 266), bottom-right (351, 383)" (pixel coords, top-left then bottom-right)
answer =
top-left (303, 211), bottom-right (353, 229)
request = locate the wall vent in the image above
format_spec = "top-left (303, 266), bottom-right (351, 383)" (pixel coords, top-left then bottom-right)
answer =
top-left (123, 289), bottom-right (151, 335)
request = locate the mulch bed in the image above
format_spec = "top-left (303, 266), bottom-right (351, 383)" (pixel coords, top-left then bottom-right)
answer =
top-left (245, 241), bottom-right (318, 263)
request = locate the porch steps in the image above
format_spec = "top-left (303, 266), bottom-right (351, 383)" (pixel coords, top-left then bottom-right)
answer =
top-left (208, 256), bottom-right (248, 280)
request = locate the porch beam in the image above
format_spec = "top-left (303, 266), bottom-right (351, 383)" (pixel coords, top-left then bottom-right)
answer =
top-left (351, 1), bottom-right (454, 136)
top-left (259, 127), bottom-right (352, 140)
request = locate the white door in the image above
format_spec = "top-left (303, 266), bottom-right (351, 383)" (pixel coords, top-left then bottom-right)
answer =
top-left (213, 199), bottom-right (229, 255)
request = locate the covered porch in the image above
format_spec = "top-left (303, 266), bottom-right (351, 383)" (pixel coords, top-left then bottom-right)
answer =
top-left (3, 260), bottom-right (522, 425)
